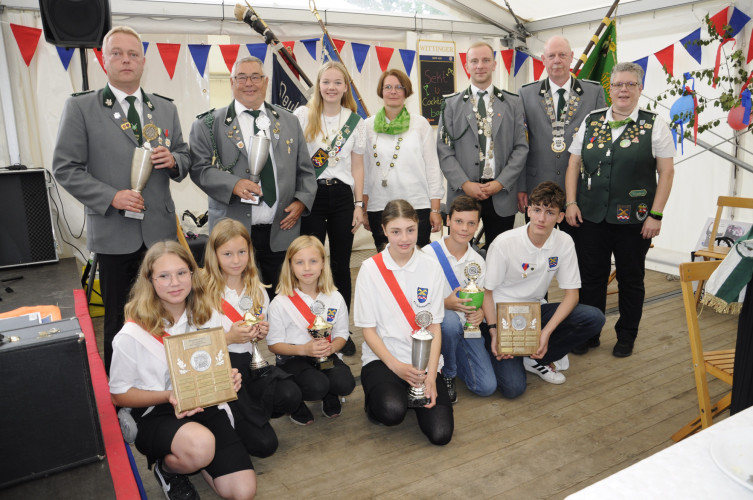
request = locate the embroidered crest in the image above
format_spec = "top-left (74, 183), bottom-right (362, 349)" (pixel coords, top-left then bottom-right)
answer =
top-left (636, 203), bottom-right (648, 221)
top-left (548, 257), bottom-right (558, 269)
top-left (629, 189), bottom-right (647, 198)
top-left (416, 287), bottom-right (428, 304)
top-left (617, 205), bottom-right (631, 221)
top-left (327, 308), bottom-right (337, 322)
top-left (312, 148), bottom-right (328, 168)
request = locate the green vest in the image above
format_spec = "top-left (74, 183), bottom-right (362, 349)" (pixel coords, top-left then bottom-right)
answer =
top-left (578, 109), bottom-right (657, 224)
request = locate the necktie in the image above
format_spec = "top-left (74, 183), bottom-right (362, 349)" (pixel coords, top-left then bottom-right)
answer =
top-left (125, 95), bottom-right (142, 145)
top-left (556, 88), bottom-right (566, 121)
top-left (609, 117), bottom-right (632, 129)
top-left (477, 91), bottom-right (488, 176)
top-left (247, 109), bottom-right (276, 207)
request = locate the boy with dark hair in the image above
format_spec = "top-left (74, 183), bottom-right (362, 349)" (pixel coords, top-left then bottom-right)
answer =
top-left (481, 181), bottom-right (605, 391)
top-left (425, 195), bottom-right (496, 403)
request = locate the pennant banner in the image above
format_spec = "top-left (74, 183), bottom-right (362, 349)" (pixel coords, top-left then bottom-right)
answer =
top-left (352, 42), bottom-right (370, 73)
top-left (680, 28), bottom-right (702, 65)
top-left (375, 46), bottom-right (394, 72)
top-left (729, 7), bottom-right (751, 37)
top-left (246, 43), bottom-right (267, 63)
top-left (301, 38), bottom-right (319, 61)
top-left (500, 49), bottom-right (513, 74)
top-left (333, 39), bottom-right (346, 55)
top-left (143, 42), bottom-right (149, 56)
top-left (56, 46), bottom-right (75, 71)
top-left (514, 51), bottom-right (529, 76)
top-left (188, 44), bottom-right (211, 77)
top-left (532, 58), bottom-right (544, 81)
top-left (10, 23), bottom-right (42, 67)
top-left (710, 7), bottom-right (729, 37)
top-left (459, 52), bottom-right (470, 79)
top-left (157, 43), bottom-right (180, 80)
top-left (399, 48), bottom-right (416, 76)
top-left (633, 56), bottom-right (649, 86)
top-left (655, 44), bottom-right (675, 76)
top-left (93, 48), bottom-right (106, 73)
top-left (219, 44), bottom-right (240, 73)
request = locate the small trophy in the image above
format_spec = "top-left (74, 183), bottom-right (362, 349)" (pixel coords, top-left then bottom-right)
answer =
top-left (125, 143), bottom-right (153, 219)
top-left (408, 310), bottom-right (434, 408)
top-left (241, 133), bottom-right (271, 205)
top-left (458, 262), bottom-right (485, 338)
top-left (238, 296), bottom-right (271, 377)
top-left (307, 300), bottom-right (334, 370)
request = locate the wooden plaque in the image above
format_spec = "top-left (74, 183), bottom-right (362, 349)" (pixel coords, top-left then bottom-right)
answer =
top-left (163, 327), bottom-right (237, 414)
top-left (496, 302), bottom-right (542, 356)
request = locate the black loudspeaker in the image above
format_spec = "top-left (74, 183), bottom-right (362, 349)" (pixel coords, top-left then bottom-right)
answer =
top-left (0, 170), bottom-right (58, 269)
top-left (0, 318), bottom-right (105, 488)
top-left (39, 0), bottom-right (112, 49)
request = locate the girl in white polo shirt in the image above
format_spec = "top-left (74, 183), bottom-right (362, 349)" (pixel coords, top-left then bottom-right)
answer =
top-left (354, 199), bottom-right (454, 445)
top-left (267, 235), bottom-right (355, 425)
top-left (109, 241), bottom-right (256, 500)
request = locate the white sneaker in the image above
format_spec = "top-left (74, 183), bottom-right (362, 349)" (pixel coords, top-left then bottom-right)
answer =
top-left (553, 355), bottom-right (569, 371)
top-left (524, 357), bottom-right (566, 384)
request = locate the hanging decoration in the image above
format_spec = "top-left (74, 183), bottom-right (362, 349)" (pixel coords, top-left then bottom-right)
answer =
top-left (219, 44), bottom-right (240, 73)
top-left (399, 49), bottom-right (416, 76)
top-left (188, 44), bottom-right (211, 77)
top-left (156, 43), bottom-right (180, 79)
top-left (352, 42), bottom-right (370, 72)
top-left (10, 24), bottom-right (42, 67)
top-left (375, 46), bottom-right (394, 72)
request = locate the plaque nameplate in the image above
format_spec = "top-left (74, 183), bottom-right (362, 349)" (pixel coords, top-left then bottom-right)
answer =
top-left (496, 302), bottom-right (542, 356)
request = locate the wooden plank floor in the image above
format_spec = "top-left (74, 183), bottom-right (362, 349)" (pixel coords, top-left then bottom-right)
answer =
top-left (100, 261), bottom-right (737, 499)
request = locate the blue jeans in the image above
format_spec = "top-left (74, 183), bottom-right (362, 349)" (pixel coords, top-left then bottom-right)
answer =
top-left (441, 312), bottom-right (497, 397)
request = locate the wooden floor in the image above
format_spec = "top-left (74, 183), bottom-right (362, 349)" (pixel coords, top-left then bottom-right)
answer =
top-left (109, 261), bottom-right (738, 500)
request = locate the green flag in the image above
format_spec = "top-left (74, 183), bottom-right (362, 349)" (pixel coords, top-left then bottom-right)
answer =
top-left (577, 19), bottom-right (617, 105)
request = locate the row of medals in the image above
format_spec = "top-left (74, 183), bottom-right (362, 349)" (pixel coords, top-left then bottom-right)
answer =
top-left (586, 119), bottom-right (650, 151)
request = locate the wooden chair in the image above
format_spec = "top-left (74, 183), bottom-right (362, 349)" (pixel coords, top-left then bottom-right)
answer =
top-left (671, 259), bottom-right (735, 442)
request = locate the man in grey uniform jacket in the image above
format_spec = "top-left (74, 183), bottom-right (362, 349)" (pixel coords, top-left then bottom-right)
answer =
top-left (53, 26), bottom-right (190, 374)
top-left (189, 56), bottom-right (316, 293)
top-left (517, 36), bottom-right (605, 236)
top-left (438, 41), bottom-right (528, 248)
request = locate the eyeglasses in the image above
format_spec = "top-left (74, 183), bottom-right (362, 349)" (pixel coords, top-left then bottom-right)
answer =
top-left (234, 74), bottom-right (265, 84)
top-left (152, 269), bottom-right (193, 285)
top-left (611, 81), bottom-right (640, 89)
top-left (383, 85), bottom-right (405, 92)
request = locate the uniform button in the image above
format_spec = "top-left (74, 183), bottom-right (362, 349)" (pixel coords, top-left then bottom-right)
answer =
top-left (246, 213), bottom-right (251, 218)
top-left (556, 170), bottom-right (560, 175)
top-left (474, 145), bottom-right (479, 148)
top-left (474, 162), bottom-right (479, 166)
top-left (246, 169), bottom-right (250, 173)
top-left (556, 155), bottom-right (560, 159)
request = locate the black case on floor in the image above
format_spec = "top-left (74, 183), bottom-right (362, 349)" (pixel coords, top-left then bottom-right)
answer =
top-left (0, 317), bottom-right (105, 489)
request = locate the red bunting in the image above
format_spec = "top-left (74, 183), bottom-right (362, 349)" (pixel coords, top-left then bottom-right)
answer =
top-left (532, 58), bottom-right (545, 80)
top-left (710, 7), bottom-right (729, 37)
top-left (459, 53), bottom-right (470, 79)
top-left (219, 44), bottom-right (240, 73)
top-left (713, 38), bottom-right (736, 88)
top-left (93, 48), bottom-right (106, 73)
top-left (748, 30), bottom-right (753, 64)
top-left (333, 39), bottom-right (346, 55)
top-left (375, 46), bottom-right (394, 72)
top-left (156, 43), bottom-right (180, 79)
top-left (10, 23), bottom-right (42, 67)
top-left (654, 44), bottom-right (674, 76)
top-left (500, 49), bottom-right (514, 74)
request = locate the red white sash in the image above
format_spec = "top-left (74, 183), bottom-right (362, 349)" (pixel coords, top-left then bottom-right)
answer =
top-left (372, 253), bottom-right (419, 331)
top-left (221, 299), bottom-right (243, 323)
top-left (288, 291), bottom-right (330, 342)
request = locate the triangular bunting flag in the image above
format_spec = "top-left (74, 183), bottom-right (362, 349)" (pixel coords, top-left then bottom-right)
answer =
top-left (143, 42), bottom-right (149, 56)
top-left (399, 48), bottom-right (415, 76)
top-left (532, 58), bottom-right (544, 80)
top-left (246, 43), bottom-right (267, 63)
top-left (710, 7), bottom-right (729, 37)
top-left (680, 28), bottom-right (702, 64)
top-left (514, 51), bottom-right (529, 76)
top-left (500, 49), bottom-right (514, 74)
top-left (748, 30), bottom-right (753, 63)
top-left (655, 44), bottom-right (675, 76)
top-left (56, 46), bottom-right (75, 71)
top-left (375, 46), bottom-right (394, 72)
top-left (188, 44), bottom-right (211, 77)
top-left (352, 42), bottom-right (370, 73)
top-left (157, 43), bottom-right (180, 79)
top-left (633, 56), bottom-right (649, 85)
top-left (93, 48), bottom-right (106, 73)
top-left (10, 23), bottom-right (42, 67)
top-left (219, 44), bottom-right (240, 73)
top-left (301, 38), bottom-right (319, 61)
top-left (729, 7), bottom-right (751, 37)
top-left (333, 39), bottom-right (346, 56)
top-left (459, 53), bottom-right (470, 79)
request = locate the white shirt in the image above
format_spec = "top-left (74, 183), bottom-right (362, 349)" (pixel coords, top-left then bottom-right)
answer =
top-left (423, 236), bottom-right (486, 322)
top-left (234, 100), bottom-right (279, 224)
top-left (354, 247), bottom-right (445, 367)
top-left (549, 77), bottom-right (571, 110)
top-left (267, 289), bottom-right (349, 346)
top-left (109, 85), bottom-right (144, 124)
top-left (484, 224), bottom-right (580, 304)
top-left (569, 107), bottom-right (676, 158)
top-left (219, 285), bottom-right (271, 354)
top-left (363, 112), bottom-right (444, 211)
top-left (470, 83), bottom-right (493, 171)
top-left (294, 106), bottom-right (366, 187)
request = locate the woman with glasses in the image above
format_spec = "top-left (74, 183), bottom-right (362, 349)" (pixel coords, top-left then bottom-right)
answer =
top-left (363, 69), bottom-right (444, 251)
top-left (565, 62), bottom-right (675, 358)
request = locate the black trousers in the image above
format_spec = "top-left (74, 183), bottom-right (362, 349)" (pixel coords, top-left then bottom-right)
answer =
top-left (98, 245), bottom-right (147, 375)
top-left (731, 278), bottom-right (753, 415)
top-left (480, 197), bottom-right (515, 248)
top-left (251, 224), bottom-right (286, 299)
top-left (577, 219), bottom-right (651, 345)
top-left (279, 355), bottom-right (355, 401)
top-left (368, 208), bottom-right (431, 252)
top-left (301, 182), bottom-right (355, 310)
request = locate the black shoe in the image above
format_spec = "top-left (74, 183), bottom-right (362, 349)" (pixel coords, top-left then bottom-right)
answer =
top-left (572, 336), bottom-right (600, 355)
top-left (341, 335), bottom-right (356, 356)
top-left (153, 459), bottom-right (199, 500)
top-left (612, 341), bottom-right (634, 358)
top-left (289, 402), bottom-right (314, 426)
top-left (442, 374), bottom-right (458, 404)
top-left (322, 393), bottom-right (342, 418)
top-left (587, 336), bottom-right (601, 348)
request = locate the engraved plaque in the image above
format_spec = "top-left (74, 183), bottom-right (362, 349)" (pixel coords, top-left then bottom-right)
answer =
top-left (163, 326), bottom-right (237, 414)
top-left (495, 302), bottom-right (542, 356)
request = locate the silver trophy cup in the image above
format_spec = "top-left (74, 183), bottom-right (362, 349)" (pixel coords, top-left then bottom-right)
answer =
top-left (242, 134), bottom-right (271, 205)
top-left (307, 300), bottom-right (334, 370)
top-left (408, 311), bottom-right (434, 408)
top-left (238, 296), bottom-right (271, 377)
top-left (125, 146), bottom-right (153, 219)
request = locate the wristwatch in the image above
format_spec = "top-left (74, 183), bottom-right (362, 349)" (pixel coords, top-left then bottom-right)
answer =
top-left (354, 201), bottom-right (364, 208)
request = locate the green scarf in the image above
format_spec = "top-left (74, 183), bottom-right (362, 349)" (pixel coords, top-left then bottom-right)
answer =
top-left (373, 106), bottom-right (410, 135)
top-left (701, 226), bottom-right (753, 314)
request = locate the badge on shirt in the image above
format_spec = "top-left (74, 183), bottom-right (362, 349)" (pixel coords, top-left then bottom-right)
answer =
top-left (617, 205), bottom-right (631, 221)
top-left (327, 308), bottom-right (337, 322)
top-left (416, 287), bottom-right (428, 304)
top-left (636, 203), bottom-right (648, 221)
top-left (548, 257), bottom-right (559, 271)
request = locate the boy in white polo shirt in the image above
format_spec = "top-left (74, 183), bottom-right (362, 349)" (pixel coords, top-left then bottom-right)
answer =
top-left (482, 181), bottom-right (605, 388)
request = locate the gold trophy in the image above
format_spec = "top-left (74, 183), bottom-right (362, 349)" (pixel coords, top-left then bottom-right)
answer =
top-left (408, 310), bottom-right (434, 408)
top-left (458, 262), bottom-right (485, 338)
top-left (238, 295), bottom-right (271, 377)
top-left (307, 300), bottom-right (334, 370)
top-left (124, 142), bottom-right (153, 220)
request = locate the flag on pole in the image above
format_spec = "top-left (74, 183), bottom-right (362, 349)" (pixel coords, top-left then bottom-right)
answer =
top-left (577, 19), bottom-right (618, 105)
top-left (271, 52), bottom-right (308, 112)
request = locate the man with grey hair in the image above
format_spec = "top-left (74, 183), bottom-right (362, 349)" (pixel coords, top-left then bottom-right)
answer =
top-left (190, 56), bottom-right (316, 293)
top-left (53, 25), bottom-right (190, 375)
top-left (565, 61), bottom-right (675, 358)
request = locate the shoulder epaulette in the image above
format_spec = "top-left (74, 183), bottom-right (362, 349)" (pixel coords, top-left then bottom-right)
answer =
top-left (71, 90), bottom-right (94, 97)
top-left (196, 108), bottom-right (215, 119)
top-left (501, 89), bottom-right (519, 97)
top-left (442, 90), bottom-right (461, 99)
top-left (152, 93), bottom-right (174, 102)
top-left (588, 107), bottom-right (609, 116)
top-left (579, 79), bottom-right (601, 85)
top-left (521, 81), bottom-right (539, 88)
